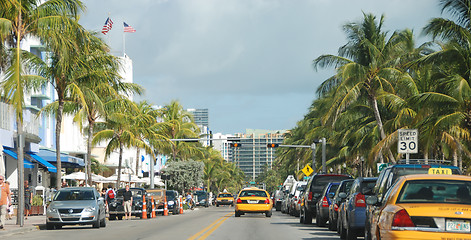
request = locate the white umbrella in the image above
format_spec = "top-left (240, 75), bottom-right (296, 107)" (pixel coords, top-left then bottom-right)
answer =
top-left (105, 174), bottom-right (145, 183)
top-left (63, 172), bottom-right (107, 182)
top-left (142, 177), bottom-right (165, 186)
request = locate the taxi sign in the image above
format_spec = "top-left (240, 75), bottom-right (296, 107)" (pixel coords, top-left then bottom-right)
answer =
top-left (302, 164), bottom-right (314, 176)
top-left (428, 168), bottom-right (452, 175)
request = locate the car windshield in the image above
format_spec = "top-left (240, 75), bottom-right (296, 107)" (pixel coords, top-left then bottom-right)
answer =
top-left (54, 189), bottom-right (95, 201)
top-left (240, 190), bottom-right (267, 197)
top-left (196, 191), bottom-right (207, 199)
top-left (397, 180), bottom-right (471, 204)
top-left (166, 191), bottom-right (176, 200)
top-left (312, 176), bottom-right (350, 193)
top-left (218, 194), bottom-right (232, 198)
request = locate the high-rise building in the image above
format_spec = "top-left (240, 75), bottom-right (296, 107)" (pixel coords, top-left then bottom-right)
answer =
top-left (230, 129), bottom-right (286, 181)
top-left (187, 108), bottom-right (210, 146)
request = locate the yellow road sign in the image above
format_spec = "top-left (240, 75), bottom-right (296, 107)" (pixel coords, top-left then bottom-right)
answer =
top-left (302, 164), bottom-right (314, 176)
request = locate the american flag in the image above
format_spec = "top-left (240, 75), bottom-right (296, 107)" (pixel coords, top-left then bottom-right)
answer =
top-left (123, 22), bottom-right (136, 33)
top-left (101, 17), bottom-right (113, 35)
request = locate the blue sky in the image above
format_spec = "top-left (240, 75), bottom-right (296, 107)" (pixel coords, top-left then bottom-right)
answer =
top-left (79, 0), bottom-right (442, 134)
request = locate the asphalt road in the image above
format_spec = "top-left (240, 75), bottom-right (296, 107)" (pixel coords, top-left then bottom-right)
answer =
top-left (7, 207), bottom-right (341, 240)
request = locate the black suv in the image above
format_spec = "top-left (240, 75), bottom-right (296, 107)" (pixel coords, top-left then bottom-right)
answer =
top-left (108, 187), bottom-right (152, 220)
top-left (364, 160), bottom-right (461, 240)
top-left (300, 174), bottom-right (352, 224)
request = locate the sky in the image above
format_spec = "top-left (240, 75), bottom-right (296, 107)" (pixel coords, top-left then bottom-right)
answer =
top-left (79, 0), bottom-right (442, 134)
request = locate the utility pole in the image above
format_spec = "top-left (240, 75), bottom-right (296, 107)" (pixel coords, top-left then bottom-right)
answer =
top-left (17, 134), bottom-right (25, 227)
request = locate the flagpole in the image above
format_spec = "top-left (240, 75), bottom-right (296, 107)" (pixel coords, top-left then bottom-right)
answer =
top-left (123, 30), bottom-right (126, 57)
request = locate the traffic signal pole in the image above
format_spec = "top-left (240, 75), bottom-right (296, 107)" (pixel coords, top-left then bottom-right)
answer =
top-left (274, 138), bottom-right (327, 174)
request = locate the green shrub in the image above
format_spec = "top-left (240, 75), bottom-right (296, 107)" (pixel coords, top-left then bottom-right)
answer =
top-left (32, 195), bottom-right (43, 206)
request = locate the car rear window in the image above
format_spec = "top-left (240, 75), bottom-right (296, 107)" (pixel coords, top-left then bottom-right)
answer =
top-left (166, 191), bottom-right (177, 200)
top-left (218, 194), bottom-right (232, 198)
top-left (312, 176), bottom-right (351, 193)
top-left (397, 180), bottom-right (471, 205)
top-left (240, 190), bottom-right (267, 197)
top-left (328, 184), bottom-right (339, 195)
top-left (54, 189), bottom-right (95, 201)
top-left (360, 180), bottom-right (377, 190)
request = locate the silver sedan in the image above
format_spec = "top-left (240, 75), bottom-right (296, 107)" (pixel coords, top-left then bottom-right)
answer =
top-left (46, 187), bottom-right (106, 229)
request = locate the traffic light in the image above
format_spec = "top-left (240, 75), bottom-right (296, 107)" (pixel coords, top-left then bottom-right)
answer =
top-left (230, 143), bottom-right (242, 147)
top-left (267, 143), bottom-right (279, 148)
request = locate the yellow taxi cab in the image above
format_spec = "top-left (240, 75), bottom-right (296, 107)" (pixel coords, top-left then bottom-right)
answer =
top-left (216, 192), bottom-right (234, 207)
top-left (235, 187), bottom-right (273, 217)
top-left (366, 174), bottom-right (471, 240)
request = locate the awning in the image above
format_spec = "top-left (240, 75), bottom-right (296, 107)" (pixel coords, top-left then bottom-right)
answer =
top-left (36, 148), bottom-right (85, 167)
top-left (28, 152), bottom-right (57, 173)
top-left (3, 148), bottom-right (35, 169)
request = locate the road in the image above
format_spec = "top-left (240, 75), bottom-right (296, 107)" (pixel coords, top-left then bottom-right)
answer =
top-left (7, 207), bottom-right (341, 240)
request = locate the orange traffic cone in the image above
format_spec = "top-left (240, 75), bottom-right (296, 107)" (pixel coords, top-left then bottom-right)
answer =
top-left (179, 196), bottom-right (183, 214)
top-left (151, 196), bottom-right (156, 218)
top-left (142, 195), bottom-right (147, 219)
top-left (164, 196), bottom-right (169, 216)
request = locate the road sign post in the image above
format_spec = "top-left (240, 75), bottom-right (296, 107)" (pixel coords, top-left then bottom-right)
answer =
top-left (398, 129), bottom-right (418, 164)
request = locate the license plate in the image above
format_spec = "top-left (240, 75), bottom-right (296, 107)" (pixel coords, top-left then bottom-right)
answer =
top-left (247, 200), bottom-right (258, 204)
top-left (446, 219), bottom-right (471, 232)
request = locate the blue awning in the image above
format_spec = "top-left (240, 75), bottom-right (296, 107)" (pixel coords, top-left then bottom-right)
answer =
top-left (36, 148), bottom-right (85, 167)
top-left (3, 149), bottom-right (35, 169)
top-left (28, 152), bottom-right (57, 173)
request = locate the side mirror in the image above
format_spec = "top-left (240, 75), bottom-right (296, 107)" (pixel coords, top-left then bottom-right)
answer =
top-left (366, 196), bottom-right (379, 206)
top-left (338, 192), bottom-right (347, 199)
top-left (328, 193), bottom-right (335, 198)
top-left (361, 187), bottom-right (373, 195)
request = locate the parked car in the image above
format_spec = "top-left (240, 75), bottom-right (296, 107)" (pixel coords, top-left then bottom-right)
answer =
top-left (108, 187), bottom-right (151, 220)
top-left (235, 187), bottom-right (272, 217)
top-left (274, 189), bottom-right (283, 211)
top-left (146, 189), bottom-right (166, 214)
top-left (278, 175), bottom-right (296, 212)
top-left (294, 189), bottom-right (305, 218)
top-left (328, 179), bottom-right (354, 231)
top-left (216, 192), bottom-right (234, 207)
top-left (300, 174), bottom-right (352, 224)
top-left (281, 187), bottom-right (292, 213)
top-left (338, 177), bottom-right (377, 240)
top-left (46, 187), bottom-right (106, 229)
top-left (315, 182), bottom-right (339, 227)
top-left (165, 190), bottom-right (181, 214)
top-left (194, 190), bottom-right (210, 207)
top-left (289, 181), bottom-right (307, 217)
top-left (366, 174), bottom-right (471, 240)
top-left (364, 160), bottom-right (461, 239)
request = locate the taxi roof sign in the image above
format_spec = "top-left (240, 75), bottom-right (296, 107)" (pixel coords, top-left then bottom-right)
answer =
top-left (428, 168), bottom-right (452, 175)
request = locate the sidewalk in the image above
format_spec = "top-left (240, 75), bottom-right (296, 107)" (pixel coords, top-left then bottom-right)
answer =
top-left (0, 215), bottom-right (45, 236)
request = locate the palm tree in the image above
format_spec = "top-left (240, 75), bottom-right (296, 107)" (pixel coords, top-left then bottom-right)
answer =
top-left (313, 13), bottom-right (410, 163)
top-left (157, 100), bottom-right (201, 161)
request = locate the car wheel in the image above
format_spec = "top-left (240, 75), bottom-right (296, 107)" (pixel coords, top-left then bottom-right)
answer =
top-left (117, 215), bottom-right (123, 220)
top-left (109, 214), bottom-right (116, 220)
top-left (346, 225), bottom-right (357, 240)
top-left (299, 210), bottom-right (304, 223)
top-left (304, 209), bottom-right (312, 224)
top-left (100, 217), bottom-right (106, 227)
top-left (275, 202), bottom-right (281, 211)
top-left (337, 215), bottom-right (342, 234)
top-left (93, 217), bottom-right (100, 229)
top-left (328, 214), bottom-right (336, 231)
top-left (216, 204), bottom-right (219, 207)
top-left (339, 221), bottom-right (346, 239)
top-left (316, 212), bottom-right (326, 227)
top-left (173, 208), bottom-right (178, 215)
top-left (266, 211), bottom-right (272, 217)
top-left (364, 222), bottom-right (371, 240)
top-left (46, 222), bottom-right (54, 230)
top-left (55, 224), bottom-right (62, 229)
top-left (235, 211), bottom-right (241, 217)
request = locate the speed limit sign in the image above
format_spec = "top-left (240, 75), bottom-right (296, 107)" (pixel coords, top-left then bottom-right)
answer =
top-left (398, 129), bottom-right (418, 154)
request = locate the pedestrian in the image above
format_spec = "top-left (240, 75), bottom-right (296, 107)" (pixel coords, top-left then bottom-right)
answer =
top-left (5, 181), bottom-right (12, 220)
top-left (0, 175), bottom-right (12, 230)
top-left (123, 185), bottom-right (133, 220)
top-left (186, 192), bottom-right (194, 210)
top-left (24, 180), bottom-right (32, 219)
top-left (105, 185), bottom-right (116, 206)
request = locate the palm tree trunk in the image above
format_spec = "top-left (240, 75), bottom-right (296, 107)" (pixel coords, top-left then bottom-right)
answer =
top-left (55, 98), bottom-right (64, 189)
top-left (116, 142), bottom-right (123, 187)
top-left (87, 121), bottom-right (94, 186)
top-left (370, 96), bottom-right (396, 163)
top-left (135, 147), bottom-right (140, 176)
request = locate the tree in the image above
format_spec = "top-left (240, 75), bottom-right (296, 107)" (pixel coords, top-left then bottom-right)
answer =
top-left (164, 160), bottom-right (204, 194)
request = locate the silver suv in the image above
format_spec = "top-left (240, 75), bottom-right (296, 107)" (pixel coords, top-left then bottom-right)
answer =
top-left (46, 187), bottom-right (107, 229)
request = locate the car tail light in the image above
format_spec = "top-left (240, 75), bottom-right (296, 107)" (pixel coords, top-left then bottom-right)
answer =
top-left (392, 209), bottom-right (415, 227)
top-left (298, 199), bottom-right (302, 204)
top-left (308, 192), bottom-right (313, 201)
top-left (334, 203), bottom-right (338, 212)
top-left (264, 198), bottom-right (270, 204)
top-left (355, 193), bottom-right (366, 207)
top-left (237, 198), bottom-right (242, 204)
top-left (322, 196), bottom-right (329, 208)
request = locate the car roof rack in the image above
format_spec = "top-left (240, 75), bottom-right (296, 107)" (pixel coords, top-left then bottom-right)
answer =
top-left (396, 159), bottom-right (452, 165)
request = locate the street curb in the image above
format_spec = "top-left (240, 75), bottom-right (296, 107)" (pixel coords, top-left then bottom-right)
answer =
top-left (0, 224), bottom-right (43, 237)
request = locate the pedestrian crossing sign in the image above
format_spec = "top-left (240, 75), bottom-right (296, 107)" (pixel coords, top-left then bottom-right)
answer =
top-left (302, 164), bottom-right (314, 176)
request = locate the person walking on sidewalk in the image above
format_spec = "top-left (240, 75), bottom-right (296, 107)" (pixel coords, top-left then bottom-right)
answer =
top-left (123, 185), bottom-right (133, 220)
top-left (24, 180), bottom-right (32, 219)
top-left (0, 175), bottom-right (12, 230)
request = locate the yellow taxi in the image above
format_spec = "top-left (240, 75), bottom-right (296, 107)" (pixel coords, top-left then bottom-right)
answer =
top-left (367, 174), bottom-right (471, 240)
top-left (216, 192), bottom-right (234, 207)
top-left (235, 187), bottom-right (273, 217)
